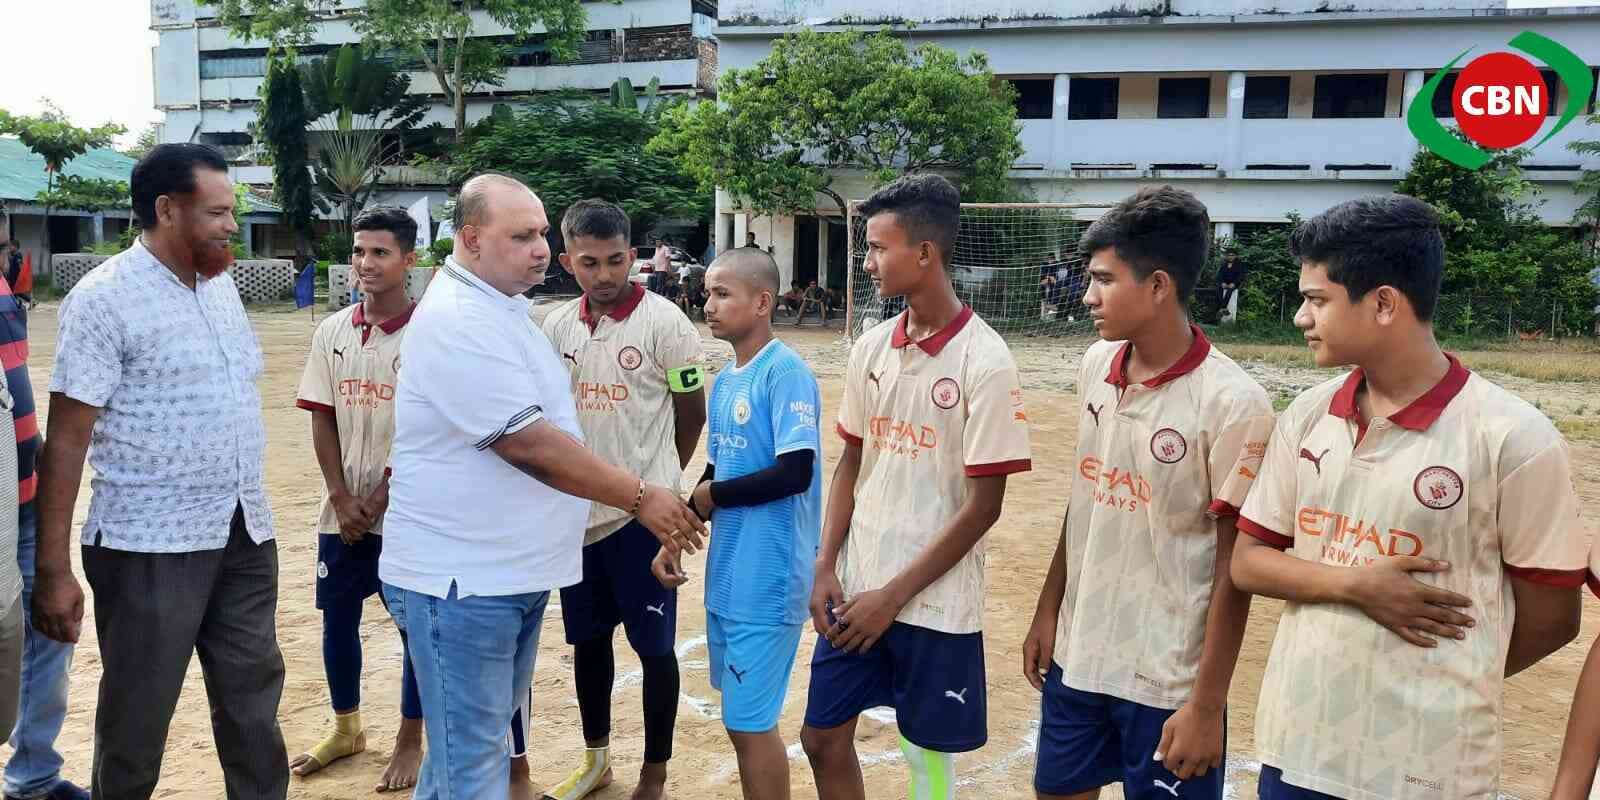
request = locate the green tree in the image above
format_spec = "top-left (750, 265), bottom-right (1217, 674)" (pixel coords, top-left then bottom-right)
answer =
top-left (649, 29), bottom-right (1025, 220)
top-left (258, 54), bottom-right (320, 263)
top-left (313, 127), bottom-right (383, 235)
top-left (0, 103), bottom-right (125, 257)
top-left (450, 92), bottom-right (707, 240)
top-left (203, 0), bottom-right (588, 144)
top-left (1569, 112), bottom-right (1600, 259)
top-left (123, 123), bottom-right (161, 161)
top-left (300, 44), bottom-right (430, 134)
top-left (35, 175), bottom-right (129, 213)
top-left (1397, 132), bottom-right (1597, 337)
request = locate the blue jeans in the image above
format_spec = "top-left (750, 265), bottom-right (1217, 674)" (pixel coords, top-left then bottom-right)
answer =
top-left (384, 583), bottom-right (548, 800)
top-left (5, 506), bottom-right (74, 799)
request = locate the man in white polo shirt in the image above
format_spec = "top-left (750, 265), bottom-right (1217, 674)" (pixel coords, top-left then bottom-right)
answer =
top-left (380, 174), bottom-right (704, 800)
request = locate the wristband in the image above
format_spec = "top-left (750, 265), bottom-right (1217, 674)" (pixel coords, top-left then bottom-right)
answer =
top-left (667, 365), bottom-right (705, 393)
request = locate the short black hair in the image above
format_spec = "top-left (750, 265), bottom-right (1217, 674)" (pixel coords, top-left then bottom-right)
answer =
top-left (352, 205), bottom-right (418, 253)
top-left (1079, 185), bottom-right (1210, 303)
top-left (1290, 195), bottom-right (1445, 321)
top-left (858, 173), bottom-right (961, 263)
top-left (561, 199), bottom-right (631, 244)
top-left (131, 143), bottom-right (229, 229)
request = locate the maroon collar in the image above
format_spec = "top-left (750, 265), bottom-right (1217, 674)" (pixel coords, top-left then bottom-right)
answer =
top-left (890, 305), bottom-right (974, 357)
top-left (352, 301), bottom-right (417, 335)
top-left (579, 284), bottom-right (646, 333)
top-left (1105, 324), bottom-right (1212, 389)
top-left (1328, 353), bottom-right (1471, 431)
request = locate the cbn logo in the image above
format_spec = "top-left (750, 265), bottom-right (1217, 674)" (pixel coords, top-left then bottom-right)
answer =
top-left (1407, 31), bottom-right (1593, 170)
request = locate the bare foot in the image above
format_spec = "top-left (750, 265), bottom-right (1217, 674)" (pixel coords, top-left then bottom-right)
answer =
top-left (375, 719), bottom-right (424, 793)
top-left (630, 763), bottom-right (667, 800)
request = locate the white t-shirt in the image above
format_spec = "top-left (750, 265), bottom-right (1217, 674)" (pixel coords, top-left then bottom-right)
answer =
top-left (1239, 356), bottom-right (1588, 800)
top-left (1055, 330), bottom-right (1274, 709)
top-left (381, 259), bottom-right (589, 599)
top-left (833, 306), bottom-right (1031, 634)
top-left (540, 286), bottom-right (704, 544)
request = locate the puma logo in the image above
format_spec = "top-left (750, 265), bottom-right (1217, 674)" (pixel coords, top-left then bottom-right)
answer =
top-left (645, 603), bottom-right (665, 617)
top-left (1299, 447), bottom-right (1331, 475)
top-left (562, 351), bottom-right (578, 365)
top-left (728, 664), bottom-right (748, 684)
top-left (332, 347), bottom-right (346, 359)
top-left (1086, 403), bottom-right (1103, 426)
top-left (867, 371), bottom-right (881, 390)
top-left (1154, 778), bottom-right (1181, 797)
top-left (944, 688), bottom-right (968, 705)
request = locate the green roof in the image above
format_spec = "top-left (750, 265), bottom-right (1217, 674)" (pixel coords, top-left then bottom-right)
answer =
top-left (0, 136), bottom-right (282, 215)
top-left (0, 135), bottom-right (137, 203)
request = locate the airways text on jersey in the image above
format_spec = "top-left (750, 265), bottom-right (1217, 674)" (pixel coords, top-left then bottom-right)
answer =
top-left (1077, 455), bottom-right (1153, 513)
top-left (866, 415), bottom-right (938, 459)
top-left (1297, 506), bottom-right (1425, 565)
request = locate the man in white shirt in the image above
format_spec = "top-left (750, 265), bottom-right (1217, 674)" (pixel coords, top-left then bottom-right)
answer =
top-left (32, 143), bottom-right (288, 799)
top-left (380, 174), bottom-right (704, 800)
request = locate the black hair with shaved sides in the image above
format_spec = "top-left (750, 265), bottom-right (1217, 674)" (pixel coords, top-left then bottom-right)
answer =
top-left (1078, 185), bottom-right (1210, 303)
top-left (352, 205), bottom-right (418, 253)
top-left (858, 173), bottom-right (961, 264)
top-left (1290, 195), bottom-right (1444, 321)
top-left (561, 199), bottom-right (631, 244)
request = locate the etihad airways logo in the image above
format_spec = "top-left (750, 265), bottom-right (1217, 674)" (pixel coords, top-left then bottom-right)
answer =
top-left (1078, 456), bottom-right (1153, 513)
top-left (339, 379), bottom-right (394, 409)
top-left (1297, 506), bottom-right (1424, 567)
top-left (868, 416), bottom-right (938, 460)
top-left (576, 381), bottom-right (629, 412)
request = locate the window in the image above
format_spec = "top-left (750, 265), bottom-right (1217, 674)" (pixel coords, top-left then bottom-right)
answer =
top-left (1008, 78), bottom-right (1054, 120)
top-left (1068, 77), bottom-right (1118, 120)
top-left (1157, 77), bottom-right (1210, 119)
top-left (200, 53), bottom-right (269, 79)
top-left (1243, 76), bottom-right (1290, 119)
top-left (1312, 73), bottom-right (1389, 118)
top-left (1425, 71), bottom-right (1459, 118)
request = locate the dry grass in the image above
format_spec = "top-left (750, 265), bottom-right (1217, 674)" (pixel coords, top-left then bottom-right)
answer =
top-left (1219, 343), bottom-right (1600, 383)
top-left (1555, 417), bottom-right (1600, 443)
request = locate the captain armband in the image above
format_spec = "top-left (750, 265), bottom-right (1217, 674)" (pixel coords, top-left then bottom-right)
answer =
top-left (667, 365), bottom-right (705, 393)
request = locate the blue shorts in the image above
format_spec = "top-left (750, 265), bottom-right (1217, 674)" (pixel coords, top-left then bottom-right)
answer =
top-left (707, 612), bottom-right (804, 733)
top-left (315, 532), bottom-right (382, 609)
top-left (803, 621), bottom-right (987, 753)
top-left (1257, 766), bottom-right (1341, 800)
top-left (1034, 663), bottom-right (1224, 800)
top-left (559, 521), bottom-right (677, 657)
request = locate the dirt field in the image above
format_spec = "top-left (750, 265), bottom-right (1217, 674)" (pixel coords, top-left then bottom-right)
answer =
top-left (6, 303), bottom-right (1597, 799)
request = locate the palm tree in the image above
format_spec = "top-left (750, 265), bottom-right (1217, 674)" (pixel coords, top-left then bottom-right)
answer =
top-left (311, 122), bottom-right (386, 235)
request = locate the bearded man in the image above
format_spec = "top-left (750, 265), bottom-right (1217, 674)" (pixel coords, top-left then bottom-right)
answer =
top-left (33, 143), bottom-right (289, 800)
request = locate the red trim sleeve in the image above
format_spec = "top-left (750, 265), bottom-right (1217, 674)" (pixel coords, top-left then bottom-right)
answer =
top-left (1237, 516), bottom-right (1293, 549)
top-left (1587, 570), bottom-right (1600, 600)
top-left (965, 459), bottom-right (1032, 477)
top-left (1207, 499), bottom-right (1240, 519)
top-left (1503, 564), bottom-right (1588, 589)
top-left (835, 421), bottom-right (863, 447)
top-left (384, 467), bottom-right (393, 479)
top-left (296, 399), bottom-right (336, 414)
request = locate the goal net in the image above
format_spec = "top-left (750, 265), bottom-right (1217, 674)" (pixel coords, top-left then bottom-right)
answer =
top-left (844, 202), bottom-right (1112, 341)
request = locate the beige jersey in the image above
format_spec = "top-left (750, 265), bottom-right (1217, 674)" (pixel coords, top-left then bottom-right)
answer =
top-left (1055, 329), bottom-right (1273, 709)
top-left (541, 285), bottom-right (705, 544)
top-left (833, 307), bottom-right (1031, 634)
top-left (1238, 356), bottom-right (1588, 800)
top-left (296, 302), bottom-right (415, 536)
top-left (1590, 532), bottom-right (1600, 600)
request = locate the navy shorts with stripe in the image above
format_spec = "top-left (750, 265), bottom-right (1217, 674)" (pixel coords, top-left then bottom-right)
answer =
top-left (1034, 663), bottom-right (1224, 800)
top-left (315, 532), bottom-right (382, 610)
top-left (804, 621), bottom-right (986, 753)
top-left (559, 520), bottom-right (677, 657)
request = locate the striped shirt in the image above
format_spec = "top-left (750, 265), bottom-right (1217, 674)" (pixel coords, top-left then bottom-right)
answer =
top-left (0, 279), bottom-right (37, 511)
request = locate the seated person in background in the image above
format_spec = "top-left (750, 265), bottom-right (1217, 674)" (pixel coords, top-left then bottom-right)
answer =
top-left (781, 282), bottom-right (805, 316)
top-left (802, 281), bottom-right (828, 322)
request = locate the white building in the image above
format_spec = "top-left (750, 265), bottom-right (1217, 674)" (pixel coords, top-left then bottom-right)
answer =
top-left (713, 0), bottom-right (1600, 290)
top-left (149, 0), bottom-right (719, 255)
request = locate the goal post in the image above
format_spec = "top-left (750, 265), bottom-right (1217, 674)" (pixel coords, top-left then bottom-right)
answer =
top-left (844, 202), bottom-right (1113, 341)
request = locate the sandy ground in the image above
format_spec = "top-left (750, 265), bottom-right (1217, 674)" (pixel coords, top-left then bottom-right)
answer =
top-left (3, 303), bottom-right (1596, 799)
